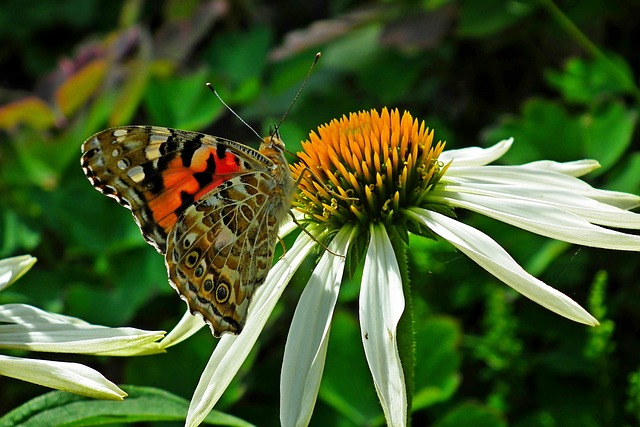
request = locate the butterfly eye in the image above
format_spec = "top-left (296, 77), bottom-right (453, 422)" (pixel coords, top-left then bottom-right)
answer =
top-left (215, 282), bottom-right (230, 303)
top-left (185, 250), bottom-right (200, 268)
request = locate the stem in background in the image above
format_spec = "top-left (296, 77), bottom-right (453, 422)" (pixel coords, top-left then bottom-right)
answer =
top-left (540, 0), bottom-right (640, 101)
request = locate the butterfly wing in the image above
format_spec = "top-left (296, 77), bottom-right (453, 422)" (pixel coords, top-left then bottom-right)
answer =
top-left (166, 171), bottom-right (282, 336)
top-left (81, 126), bottom-right (273, 254)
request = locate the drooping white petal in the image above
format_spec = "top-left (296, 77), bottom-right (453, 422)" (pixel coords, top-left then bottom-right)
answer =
top-left (0, 255), bottom-right (36, 291)
top-left (438, 138), bottom-right (513, 167)
top-left (360, 224), bottom-right (406, 426)
top-left (280, 226), bottom-right (353, 427)
top-left (407, 208), bottom-right (598, 326)
top-left (0, 304), bottom-right (164, 356)
top-left (434, 190), bottom-right (640, 250)
top-left (161, 310), bottom-right (207, 349)
top-left (0, 354), bottom-right (126, 400)
top-left (186, 232), bottom-right (317, 427)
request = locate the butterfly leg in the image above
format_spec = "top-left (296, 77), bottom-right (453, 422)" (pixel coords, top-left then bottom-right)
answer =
top-left (286, 211), bottom-right (345, 258)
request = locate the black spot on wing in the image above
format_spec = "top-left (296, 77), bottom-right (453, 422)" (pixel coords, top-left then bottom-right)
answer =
top-left (177, 190), bottom-right (195, 218)
top-left (180, 143), bottom-right (199, 168)
top-left (216, 143), bottom-right (227, 160)
top-left (192, 153), bottom-right (216, 188)
top-left (160, 130), bottom-right (183, 155)
top-left (141, 162), bottom-right (164, 194)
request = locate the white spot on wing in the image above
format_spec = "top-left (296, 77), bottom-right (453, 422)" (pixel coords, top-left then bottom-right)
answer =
top-left (145, 143), bottom-right (162, 160)
top-left (127, 165), bottom-right (145, 182)
top-left (113, 129), bottom-right (128, 137)
top-left (215, 226), bottom-right (238, 250)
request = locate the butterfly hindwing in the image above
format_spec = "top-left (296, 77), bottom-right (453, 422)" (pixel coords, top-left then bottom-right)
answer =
top-left (166, 172), bottom-right (281, 336)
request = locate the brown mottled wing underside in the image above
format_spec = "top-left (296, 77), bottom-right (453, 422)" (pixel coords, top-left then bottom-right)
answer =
top-left (166, 172), bottom-right (282, 336)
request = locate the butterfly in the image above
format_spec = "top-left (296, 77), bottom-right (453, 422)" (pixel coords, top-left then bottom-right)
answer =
top-left (81, 126), bottom-right (296, 337)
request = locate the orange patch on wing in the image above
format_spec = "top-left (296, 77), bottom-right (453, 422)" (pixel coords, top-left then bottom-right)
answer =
top-left (146, 147), bottom-right (246, 231)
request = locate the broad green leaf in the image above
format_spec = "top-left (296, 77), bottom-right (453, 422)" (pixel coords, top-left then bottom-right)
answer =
top-left (546, 55), bottom-right (637, 104)
top-left (203, 26), bottom-right (271, 86)
top-left (319, 310), bottom-right (385, 426)
top-left (144, 70), bottom-right (223, 130)
top-left (413, 316), bottom-right (461, 410)
top-left (0, 386), bottom-right (254, 427)
top-left (485, 98), bottom-right (582, 164)
top-left (0, 210), bottom-right (40, 262)
top-left (434, 402), bottom-right (506, 427)
top-left (457, 0), bottom-right (536, 38)
top-left (581, 101), bottom-right (637, 173)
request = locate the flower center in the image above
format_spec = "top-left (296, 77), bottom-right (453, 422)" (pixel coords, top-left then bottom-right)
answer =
top-left (291, 108), bottom-right (447, 229)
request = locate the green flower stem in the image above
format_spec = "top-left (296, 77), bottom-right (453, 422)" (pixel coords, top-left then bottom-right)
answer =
top-left (387, 226), bottom-right (415, 425)
top-left (540, 0), bottom-right (640, 101)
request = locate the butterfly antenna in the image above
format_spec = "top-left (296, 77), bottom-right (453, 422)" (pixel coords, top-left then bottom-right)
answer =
top-left (274, 52), bottom-right (321, 135)
top-left (206, 83), bottom-right (263, 141)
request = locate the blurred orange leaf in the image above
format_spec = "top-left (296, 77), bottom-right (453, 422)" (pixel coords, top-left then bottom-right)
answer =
top-left (0, 96), bottom-right (57, 130)
top-left (55, 58), bottom-right (107, 117)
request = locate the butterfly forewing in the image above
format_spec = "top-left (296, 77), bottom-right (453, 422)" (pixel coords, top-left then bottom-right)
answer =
top-left (81, 125), bottom-right (295, 336)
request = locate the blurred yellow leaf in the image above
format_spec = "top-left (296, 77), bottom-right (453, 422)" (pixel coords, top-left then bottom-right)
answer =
top-left (0, 97), bottom-right (56, 130)
top-left (55, 58), bottom-right (107, 116)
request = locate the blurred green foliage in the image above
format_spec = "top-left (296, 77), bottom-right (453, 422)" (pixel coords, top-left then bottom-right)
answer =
top-left (0, 0), bottom-right (639, 425)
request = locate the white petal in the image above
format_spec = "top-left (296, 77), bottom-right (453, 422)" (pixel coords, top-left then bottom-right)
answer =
top-left (0, 304), bottom-right (164, 356)
top-left (161, 310), bottom-right (207, 349)
top-left (360, 224), bottom-right (407, 426)
top-left (436, 191), bottom-right (640, 251)
top-left (280, 226), bottom-right (353, 427)
top-left (0, 255), bottom-right (36, 291)
top-left (438, 178), bottom-right (640, 227)
top-left (186, 232), bottom-right (317, 427)
top-left (438, 139), bottom-right (513, 167)
top-left (522, 159), bottom-right (600, 177)
top-left (0, 354), bottom-right (126, 400)
top-left (444, 165), bottom-right (597, 192)
top-left (445, 162), bottom-right (640, 211)
top-left (408, 208), bottom-right (598, 326)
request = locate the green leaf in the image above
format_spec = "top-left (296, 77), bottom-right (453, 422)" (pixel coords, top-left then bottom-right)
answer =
top-left (546, 54), bottom-right (637, 104)
top-left (581, 100), bottom-right (637, 173)
top-left (144, 69), bottom-right (223, 130)
top-left (319, 310), bottom-right (385, 426)
top-left (67, 247), bottom-right (166, 326)
top-left (203, 26), bottom-right (271, 87)
top-left (413, 316), bottom-right (462, 410)
top-left (0, 385), bottom-right (254, 426)
top-left (457, 0), bottom-right (536, 38)
top-left (0, 209), bottom-right (40, 258)
top-left (433, 402), bottom-right (506, 427)
top-left (485, 98), bottom-right (583, 164)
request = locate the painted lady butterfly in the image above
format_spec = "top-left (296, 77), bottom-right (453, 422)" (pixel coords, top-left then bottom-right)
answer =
top-left (81, 126), bottom-right (295, 337)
